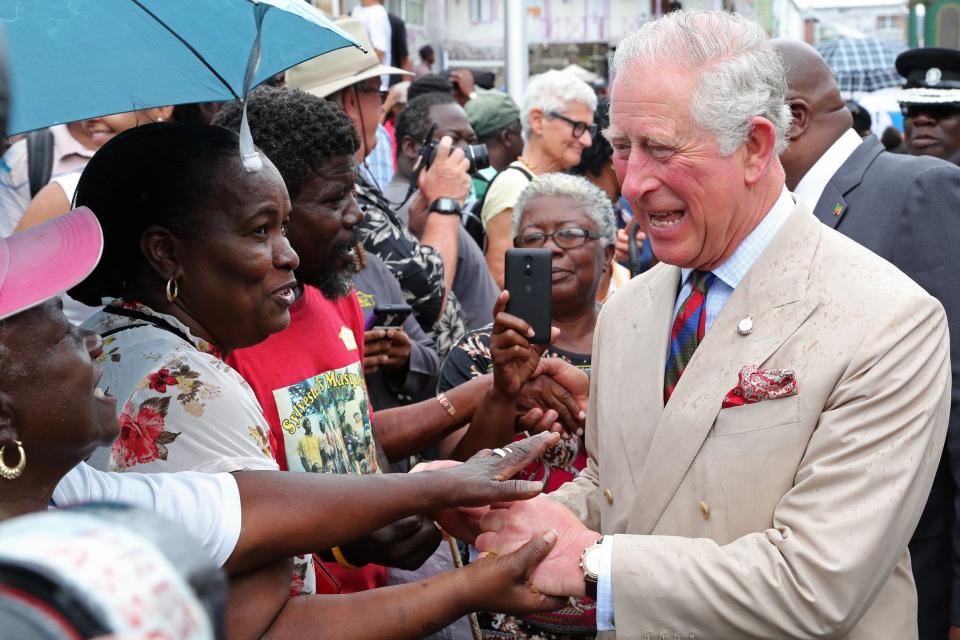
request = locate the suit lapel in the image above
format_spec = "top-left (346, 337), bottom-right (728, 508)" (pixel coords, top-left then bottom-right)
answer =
top-left (626, 205), bottom-right (823, 534)
top-left (612, 265), bottom-right (679, 485)
top-left (812, 137), bottom-right (883, 228)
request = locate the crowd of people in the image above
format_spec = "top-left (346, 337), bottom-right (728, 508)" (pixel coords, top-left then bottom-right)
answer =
top-left (1, 5), bottom-right (960, 640)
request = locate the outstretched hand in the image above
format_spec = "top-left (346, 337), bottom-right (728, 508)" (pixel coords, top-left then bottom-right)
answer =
top-left (458, 529), bottom-right (568, 616)
top-left (430, 431), bottom-right (561, 510)
top-left (475, 495), bottom-right (601, 597)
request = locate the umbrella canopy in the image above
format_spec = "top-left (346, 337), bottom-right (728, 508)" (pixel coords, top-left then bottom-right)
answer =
top-left (816, 37), bottom-right (908, 94)
top-left (1, 0), bottom-right (359, 136)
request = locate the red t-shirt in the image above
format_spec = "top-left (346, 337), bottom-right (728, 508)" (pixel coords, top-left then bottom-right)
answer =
top-left (228, 285), bottom-right (385, 594)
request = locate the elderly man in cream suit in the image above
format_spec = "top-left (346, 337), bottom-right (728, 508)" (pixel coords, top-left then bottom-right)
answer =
top-left (475, 10), bottom-right (951, 639)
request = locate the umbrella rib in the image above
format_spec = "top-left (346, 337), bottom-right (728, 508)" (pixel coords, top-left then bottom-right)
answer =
top-left (128, 0), bottom-right (241, 100)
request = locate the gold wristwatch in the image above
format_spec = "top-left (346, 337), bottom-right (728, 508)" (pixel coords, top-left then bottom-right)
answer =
top-left (580, 536), bottom-right (604, 599)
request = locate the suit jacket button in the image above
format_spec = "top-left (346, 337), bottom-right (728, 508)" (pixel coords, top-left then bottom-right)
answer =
top-left (698, 500), bottom-right (710, 519)
top-left (604, 488), bottom-right (614, 505)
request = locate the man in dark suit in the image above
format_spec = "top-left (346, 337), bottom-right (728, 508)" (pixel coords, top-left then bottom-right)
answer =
top-left (775, 38), bottom-right (960, 640)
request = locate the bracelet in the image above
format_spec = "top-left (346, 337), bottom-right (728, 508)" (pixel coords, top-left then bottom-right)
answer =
top-left (436, 391), bottom-right (457, 418)
top-left (331, 546), bottom-right (358, 570)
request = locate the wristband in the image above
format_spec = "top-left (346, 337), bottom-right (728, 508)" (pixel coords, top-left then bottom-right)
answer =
top-left (331, 546), bottom-right (359, 570)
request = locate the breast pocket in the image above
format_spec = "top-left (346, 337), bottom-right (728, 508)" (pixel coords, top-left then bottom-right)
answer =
top-left (711, 394), bottom-right (803, 437)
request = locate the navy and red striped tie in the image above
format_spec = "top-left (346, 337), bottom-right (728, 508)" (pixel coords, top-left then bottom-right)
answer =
top-left (663, 270), bottom-right (715, 403)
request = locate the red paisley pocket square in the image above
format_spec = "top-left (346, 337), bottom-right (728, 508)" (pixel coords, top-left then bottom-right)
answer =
top-left (722, 364), bottom-right (798, 409)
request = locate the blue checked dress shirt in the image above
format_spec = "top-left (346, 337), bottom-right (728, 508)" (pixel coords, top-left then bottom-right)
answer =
top-left (360, 123), bottom-right (396, 189)
top-left (594, 186), bottom-right (795, 630)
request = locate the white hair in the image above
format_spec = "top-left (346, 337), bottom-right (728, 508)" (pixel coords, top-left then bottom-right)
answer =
top-left (521, 70), bottom-right (598, 141)
top-left (513, 173), bottom-right (616, 246)
top-left (612, 10), bottom-right (791, 156)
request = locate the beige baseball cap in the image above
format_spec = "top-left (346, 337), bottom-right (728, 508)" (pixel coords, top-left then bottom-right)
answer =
top-left (286, 17), bottom-right (411, 98)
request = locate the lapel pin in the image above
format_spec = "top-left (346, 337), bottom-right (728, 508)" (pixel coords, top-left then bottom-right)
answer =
top-left (737, 316), bottom-right (753, 336)
top-left (832, 203), bottom-right (845, 217)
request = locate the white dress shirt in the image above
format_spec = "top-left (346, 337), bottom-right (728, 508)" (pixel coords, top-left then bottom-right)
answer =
top-left (793, 128), bottom-right (862, 211)
top-left (595, 185), bottom-right (796, 630)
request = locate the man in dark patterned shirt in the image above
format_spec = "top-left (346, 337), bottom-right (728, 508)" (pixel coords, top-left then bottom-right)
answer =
top-left (287, 18), bottom-right (469, 355)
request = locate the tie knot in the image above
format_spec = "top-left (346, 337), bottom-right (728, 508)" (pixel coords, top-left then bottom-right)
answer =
top-left (691, 270), bottom-right (715, 294)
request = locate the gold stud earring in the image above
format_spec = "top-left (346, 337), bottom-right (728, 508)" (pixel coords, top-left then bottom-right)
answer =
top-left (0, 440), bottom-right (26, 480)
top-left (166, 276), bottom-right (179, 303)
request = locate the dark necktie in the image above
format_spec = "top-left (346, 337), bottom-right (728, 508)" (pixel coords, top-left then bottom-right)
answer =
top-left (663, 270), bottom-right (716, 403)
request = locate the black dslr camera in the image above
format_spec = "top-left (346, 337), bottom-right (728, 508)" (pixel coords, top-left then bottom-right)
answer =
top-left (416, 123), bottom-right (490, 175)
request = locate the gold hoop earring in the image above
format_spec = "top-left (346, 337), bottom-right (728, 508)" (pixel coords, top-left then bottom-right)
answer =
top-left (166, 276), bottom-right (179, 303)
top-left (0, 441), bottom-right (25, 480)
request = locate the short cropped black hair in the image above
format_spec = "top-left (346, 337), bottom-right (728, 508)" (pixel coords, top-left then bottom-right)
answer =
top-left (570, 97), bottom-right (612, 178)
top-left (214, 86), bottom-right (359, 199)
top-left (407, 74), bottom-right (454, 103)
top-left (70, 122), bottom-right (241, 305)
top-left (394, 92), bottom-right (456, 160)
top-left (419, 45), bottom-right (434, 59)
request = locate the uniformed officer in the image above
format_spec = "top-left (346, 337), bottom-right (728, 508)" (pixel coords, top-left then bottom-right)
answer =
top-left (896, 47), bottom-right (960, 163)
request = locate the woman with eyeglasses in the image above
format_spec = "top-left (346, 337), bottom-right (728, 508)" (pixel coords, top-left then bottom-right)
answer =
top-left (481, 71), bottom-right (598, 288)
top-left (436, 173), bottom-right (615, 639)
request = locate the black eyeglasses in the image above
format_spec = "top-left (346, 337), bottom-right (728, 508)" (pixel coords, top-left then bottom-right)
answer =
top-left (901, 103), bottom-right (960, 120)
top-left (548, 111), bottom-right (597, 139)
top-left (514, 227), bottom-right (602, 250)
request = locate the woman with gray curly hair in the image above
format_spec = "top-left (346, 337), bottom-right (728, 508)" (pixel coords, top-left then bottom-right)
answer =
top-left (437, 173), bottom-right (617, 639)
top-left (480, 70), bottom-right (598, 289)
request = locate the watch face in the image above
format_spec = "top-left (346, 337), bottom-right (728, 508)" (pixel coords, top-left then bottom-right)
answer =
top-left (584, 545), bottom-right (603, 577)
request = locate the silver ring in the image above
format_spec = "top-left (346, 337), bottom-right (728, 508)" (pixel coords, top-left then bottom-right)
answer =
top-left (503, 447), bottom-right (514, 453)
top-left (492, 448), bottom-right (507, 457)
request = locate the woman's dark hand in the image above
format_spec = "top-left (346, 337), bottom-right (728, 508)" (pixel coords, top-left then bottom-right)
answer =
top-left (490, 291), bottom-right (551, 397)
top-left (457, 530), bottom-right (567, 616)
top-left (433, 431), bottom-right (561, 509)
top-left (341, 515), bottom-right (442, 570)
top-left (516, 372), bottom-right (586, 436)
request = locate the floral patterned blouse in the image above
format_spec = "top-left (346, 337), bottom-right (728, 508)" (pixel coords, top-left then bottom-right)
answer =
top-left (82, 300), bottom-right (279, 474)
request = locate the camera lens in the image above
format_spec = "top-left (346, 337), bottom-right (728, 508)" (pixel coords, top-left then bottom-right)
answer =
top-left (466, 143), bottom-right (490, 175)
top-left (524, 256), bottom-right (532, 262)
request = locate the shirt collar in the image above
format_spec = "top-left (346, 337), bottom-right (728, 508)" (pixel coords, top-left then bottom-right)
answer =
top-left (681, 185), bottom-right (795, 290)
top-left (51, 124), bottom-right (97, 162)
top-left (104, 299), bottom-right (223, 359)
top-left (793, 128), bottom-right (862, 211)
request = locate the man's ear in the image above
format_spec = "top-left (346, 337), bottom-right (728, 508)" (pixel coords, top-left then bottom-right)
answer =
top-left (498, 128), bottom-right (515, 150)
top-left (400, 134), bottom-right (419, 160)
top-left (787, 98), bottom-right (810, 142)
top-left (140, 227), bottom-right (182, 284)
top-left (742, 116), bottom-right (779, 186)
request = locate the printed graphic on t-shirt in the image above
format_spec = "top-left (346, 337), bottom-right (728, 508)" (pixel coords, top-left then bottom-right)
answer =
top-left (272, 361), bottom-right (378, 475)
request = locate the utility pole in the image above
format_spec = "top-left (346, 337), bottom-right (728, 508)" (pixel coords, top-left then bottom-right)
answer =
top-left (505, 0), bottom-right (528, 106)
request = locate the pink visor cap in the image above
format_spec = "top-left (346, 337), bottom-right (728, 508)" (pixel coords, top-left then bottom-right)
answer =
top-left (0, 207), bottom-right (103, 321)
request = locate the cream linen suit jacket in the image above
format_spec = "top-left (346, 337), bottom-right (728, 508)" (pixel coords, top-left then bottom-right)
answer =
top-left (550, 205), bottom-right (951, 639)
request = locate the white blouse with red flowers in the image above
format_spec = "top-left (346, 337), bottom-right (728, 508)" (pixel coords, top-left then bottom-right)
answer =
top-left (82, 300), bottom-right (279, 474)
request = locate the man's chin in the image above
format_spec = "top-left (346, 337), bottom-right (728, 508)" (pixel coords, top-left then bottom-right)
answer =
top-left (307, 268), bottom-right (355, 301)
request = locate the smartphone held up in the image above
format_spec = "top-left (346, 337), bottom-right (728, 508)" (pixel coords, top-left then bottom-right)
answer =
top-left (504, 248), bottom-right (552, 344)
